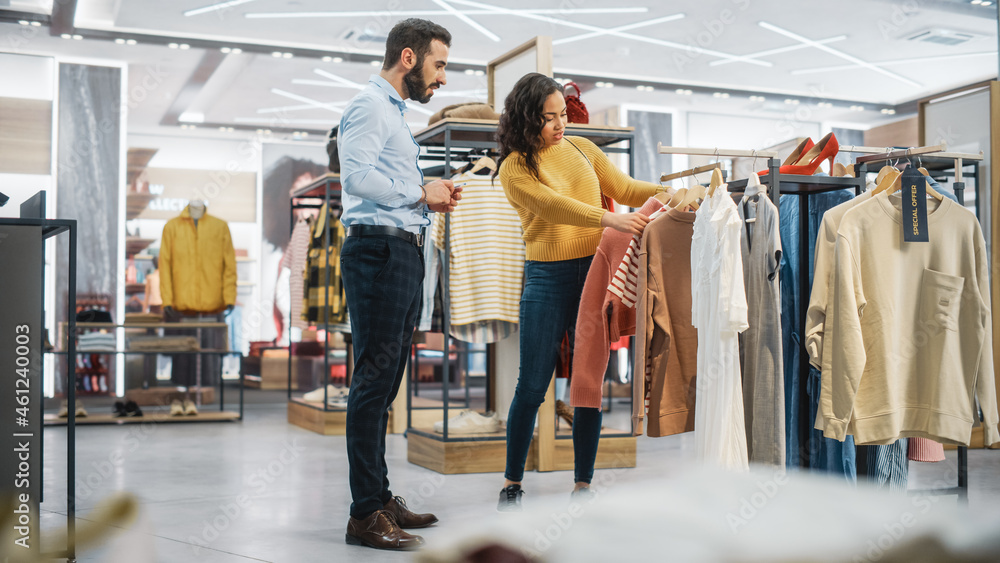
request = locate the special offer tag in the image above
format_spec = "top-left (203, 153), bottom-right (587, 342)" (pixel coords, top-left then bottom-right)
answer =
top-left (901, 166), bottom-right (929, 243)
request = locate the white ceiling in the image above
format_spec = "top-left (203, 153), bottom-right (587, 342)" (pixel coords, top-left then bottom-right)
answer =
top-left (1, 0), bottom-right (997, 139)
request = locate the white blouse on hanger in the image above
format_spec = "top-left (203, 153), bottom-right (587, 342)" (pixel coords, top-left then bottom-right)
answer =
top-left (691, 182), bottom-right (750, 471)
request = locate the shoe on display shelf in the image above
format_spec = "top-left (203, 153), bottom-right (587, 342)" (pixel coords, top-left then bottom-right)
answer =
top-left (169, 400), bottom-right (184, 417)
top-left (182, 399), bottom-right (198, 416)
top-left (112, 401), bottom-right (127, 418)
top-left (497, 484), bottom-right (524, 512)
top-left (75, 400), bottom-right (88, 418)
top-left (123, 400), bottom-right (143, 417)
top-left (302, 384), bottom-right (348, 403)
top-left (432, 410), bottom-right (500, 435)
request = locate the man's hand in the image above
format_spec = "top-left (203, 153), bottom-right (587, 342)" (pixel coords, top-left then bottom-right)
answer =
top-left (425, 181), bottom-right (462, 213)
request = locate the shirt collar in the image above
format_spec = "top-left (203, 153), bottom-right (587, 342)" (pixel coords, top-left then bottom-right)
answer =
top-left (369, 74), bottom-right (407, 111)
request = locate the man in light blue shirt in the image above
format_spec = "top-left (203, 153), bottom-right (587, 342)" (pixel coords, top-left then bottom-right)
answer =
top-left (338, 18), bottom-right (459, 552)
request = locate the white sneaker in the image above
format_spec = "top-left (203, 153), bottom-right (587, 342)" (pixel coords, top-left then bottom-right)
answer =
top-left (303, 385), bottom-right (340, 402)
top-left (433, 411), bottom-right (500, 434)
top-left (327, 387), bottom-right (349, 408)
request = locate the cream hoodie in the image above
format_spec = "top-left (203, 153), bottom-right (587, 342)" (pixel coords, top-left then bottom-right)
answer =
top-left (817, 192), bottom-right (999, 446)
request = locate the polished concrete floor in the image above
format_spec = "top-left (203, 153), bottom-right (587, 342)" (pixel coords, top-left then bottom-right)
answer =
top-left (37, 400), bottom-right (1000, 563)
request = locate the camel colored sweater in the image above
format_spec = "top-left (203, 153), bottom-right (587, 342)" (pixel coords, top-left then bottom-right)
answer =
top-left (818, 193), bottom-right (999, 446)
top-left (570, 197), bottom-right (665, 409)
top-left (499, 136), bottom-right (662, 262)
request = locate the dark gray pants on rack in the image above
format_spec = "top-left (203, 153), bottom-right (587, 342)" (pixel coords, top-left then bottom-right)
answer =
top-left (341, 234), bottom-right (423, 519)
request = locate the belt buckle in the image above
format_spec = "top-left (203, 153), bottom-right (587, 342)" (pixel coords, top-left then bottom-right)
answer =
top-left (414, 232), bottom-right (423, 247)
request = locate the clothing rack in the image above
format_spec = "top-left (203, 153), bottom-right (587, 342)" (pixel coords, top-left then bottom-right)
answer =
top-left (286, 173), bottom-right (363, 433)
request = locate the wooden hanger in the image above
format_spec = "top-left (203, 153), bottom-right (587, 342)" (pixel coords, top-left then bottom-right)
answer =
top-left (653, 185), bottom-right (675, 204)
top-left (832, 162), bottom-right (848, 177)
top-left (875, 164), bottom-right (897, 185)
top-left (676, 182), bottom-right (704, 211)
top-left (666, 187), bottom-right (687, 207)
top-left (873, 168), bottom-right (901, 194)
top-left (888, 172), bottom-right (944, 201)
top-left (660, 162), bottom-right (720, 183)
top-left (469, 156), bottom-right (496, 175)
top-left (845, 164), bottom-right (855, 178)
top-left (707, 167), bottom-right (725, 197)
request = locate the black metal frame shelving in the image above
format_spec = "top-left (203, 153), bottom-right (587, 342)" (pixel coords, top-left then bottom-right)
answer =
top-left (410, 118), bottom-right (638, 444)
top-left (286, 173), bottom-right (353, 414)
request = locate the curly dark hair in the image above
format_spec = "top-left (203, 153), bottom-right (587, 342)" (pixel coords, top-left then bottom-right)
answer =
top-left (494, 73), bottom-right (563, 181)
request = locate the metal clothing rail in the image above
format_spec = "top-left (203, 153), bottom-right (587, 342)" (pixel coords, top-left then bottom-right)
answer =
top-left (657, 144), bottom-right (778, 158)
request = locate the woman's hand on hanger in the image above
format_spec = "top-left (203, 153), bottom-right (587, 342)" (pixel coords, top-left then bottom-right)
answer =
top-left (601, 211), bottom-right (650, 236)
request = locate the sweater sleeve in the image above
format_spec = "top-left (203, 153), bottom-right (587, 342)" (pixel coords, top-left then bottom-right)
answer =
top-left (500, 155), bottom-right (607, 229)
top-left (570, 248), bottom-right (613, 409)
top-left (819, 236), bottom-right (867, 442)
top-left (974, 229), bottom-right (1000, 445)
top-left (805, 215), bottom-right (838, 369)
top-left (159, 221), bottom-right (174, 309)
top-left (632, 239), bottom-right (651, 435)
top-left (579, 138), bottom-right (662, 208)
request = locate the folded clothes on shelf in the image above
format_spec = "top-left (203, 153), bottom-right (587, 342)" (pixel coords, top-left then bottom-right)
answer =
top-left (127, 336), bottom-right (200, 352)
top-left (433, 410), bottom-right (501, 435)
top-left (77, 332), bottom-right (117, 352)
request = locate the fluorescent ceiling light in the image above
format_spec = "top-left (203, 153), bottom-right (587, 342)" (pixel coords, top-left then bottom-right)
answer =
top-left (237, 117), bottom-right (334, 125)
top-left (185, 0), bottom-right (258, 17)
top-left (431, 0), bottom-right (500, 42)
top-left (709, 34), bottom-right (847, 67)
top-left (447, 0), bottom-right (770, 66)
top-left (553, 13), bottom-right (685, 46)
top-left (292, 79), bottom-right (361, 89)
top-left (178, 112), bottom-right (205, 123)
top-left (792, 51), bottom-right (998, 74)
top-left (313, 69), bottom-right (365, 89)
top-left (270, 88), bottom-right (346, 113)
top-left (245, 8), bottom-right (650, 19)
top-left (257, 101), bottom-right (349, 114)
top-left (759, 22), bottom-right (920, 87)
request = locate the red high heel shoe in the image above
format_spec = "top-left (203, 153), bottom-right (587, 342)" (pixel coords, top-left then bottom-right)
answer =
top-left (780, 132), bottom-right (839, 176)
top-left (757, 137), bottom-right (813, 177)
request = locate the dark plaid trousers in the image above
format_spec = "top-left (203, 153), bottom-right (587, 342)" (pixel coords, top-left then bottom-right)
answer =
top-left (340, 234), bottom-right (423, 519)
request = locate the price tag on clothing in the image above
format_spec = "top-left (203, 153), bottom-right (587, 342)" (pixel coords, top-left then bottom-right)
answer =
top-left (901, 166), bottom-right (929, 243)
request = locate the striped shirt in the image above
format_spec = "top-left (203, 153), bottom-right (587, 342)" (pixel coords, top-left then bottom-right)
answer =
top-left (432, 172), bottom-right (524, 326)
top-left (608, 203), bottom-right (669, 308)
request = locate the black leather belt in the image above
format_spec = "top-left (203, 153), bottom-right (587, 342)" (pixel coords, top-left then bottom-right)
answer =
top-left (346, 225), bottom-right (423, 247)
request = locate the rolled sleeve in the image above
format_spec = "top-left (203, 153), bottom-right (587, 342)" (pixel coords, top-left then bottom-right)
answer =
top-left (339, 96), bottom-right (422, 207)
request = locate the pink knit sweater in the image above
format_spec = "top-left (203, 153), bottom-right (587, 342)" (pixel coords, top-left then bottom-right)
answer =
top-left (570, 197), bottom-right (664, 409)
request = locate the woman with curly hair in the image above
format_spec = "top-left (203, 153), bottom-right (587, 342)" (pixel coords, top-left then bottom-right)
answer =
top-left (495, 72), bottom-right (665, 510)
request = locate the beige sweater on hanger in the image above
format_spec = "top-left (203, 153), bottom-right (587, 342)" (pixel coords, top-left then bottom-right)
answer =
top-left (817, 193), bottom-right (999, 447)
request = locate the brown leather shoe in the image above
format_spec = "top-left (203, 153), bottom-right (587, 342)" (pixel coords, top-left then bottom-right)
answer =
top-left (384, 495), bottom-right (438, 528)
top-left (345, 510), bottom-right (424, 550)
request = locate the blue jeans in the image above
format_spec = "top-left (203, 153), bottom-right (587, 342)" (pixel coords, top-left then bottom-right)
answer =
top-left (505, 256), bottom-right (603, 484)
top-left (341, 235), bottom-right (424, 519)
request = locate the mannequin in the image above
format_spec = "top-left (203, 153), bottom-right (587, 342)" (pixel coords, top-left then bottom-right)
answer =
top-left (160, 201), bottom-right (237, 318)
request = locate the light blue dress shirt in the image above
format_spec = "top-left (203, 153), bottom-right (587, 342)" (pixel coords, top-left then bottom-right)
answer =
top-left (337, 74), bottom-right (428, 234)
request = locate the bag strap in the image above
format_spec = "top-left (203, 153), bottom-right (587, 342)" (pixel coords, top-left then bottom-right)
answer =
top-left (564, 82), bottom-right (582, 97)
top-left (565, 138), bottom-right (614, 212)
top-left (565, 137), bottom-right (592, 169)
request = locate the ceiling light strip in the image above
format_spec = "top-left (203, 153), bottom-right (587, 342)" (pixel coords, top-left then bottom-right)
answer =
top-left (791, 51), bottom-right (998, 74)
top-left (553, 13), bottom-right (686, 46)
top-left (431, 0), bottom-right (501, 42)
top-left (291, 79), bottom-right (361, 89)
top-left (758, 22), bottom-right (920, 87)
top-left (270, 88), bottom-right (346, 114)
top-left (185, 0), bottom-right (258, 17)
top-left (257, 102), bottom-right (349, 114)
top-left (234, 117), bottom-right (340, 125)
top-left (244, 8), bottom-right (650, 18)
top-left (312, 69), bottom-right (365, 89)
top-left (708, 35), bottom-right (847, 67)
top-left (446, 0), bottom-right (771, 66)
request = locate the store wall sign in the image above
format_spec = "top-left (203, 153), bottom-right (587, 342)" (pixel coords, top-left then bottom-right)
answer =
top-left (138, 168), bottom-right (257, 223)
top-left (0, 224), bottom-right (42, 557)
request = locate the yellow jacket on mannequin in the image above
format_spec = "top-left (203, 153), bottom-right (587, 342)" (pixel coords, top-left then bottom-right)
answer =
top-left (160, 204), bottom-right (237, 314)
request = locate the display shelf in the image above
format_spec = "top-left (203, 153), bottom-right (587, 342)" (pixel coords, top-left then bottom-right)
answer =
top-left (125, 192), bottom-right (156, 220)
top-left (45, 411), bottom-right (241, 426)
top-left (292, 172), bottom-right (341, 199)
top-left (125, 236), bottom-right (156, 258)
top-left (412, 118), bottom-right (633, 149)
top-left (50, 349), bottom-right (236, 355)
top-left (125, 283), bottom-right (146, 295)
top-left (124, 386), bottom-right (215, 406)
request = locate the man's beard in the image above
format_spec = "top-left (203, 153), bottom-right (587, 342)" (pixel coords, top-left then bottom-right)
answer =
top-left (404, 63), bottom-right (435, 104)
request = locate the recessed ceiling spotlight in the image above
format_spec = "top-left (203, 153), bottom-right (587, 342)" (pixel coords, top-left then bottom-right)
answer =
top-left (784, 98), bottom-right (800, 105)
top-left (322, 56), bottom-right (332, 62)
top-left (61, 33), bottom-right (72, 39)
top-left (18, 20), bottom-right (29, 25)
top-left (982, 1), bottom-right (993, 5)
top-left (219, 126), bottom-right (227, 131)
top-left (227, 127), bottom-right (235, 132)
top-left (126, 39), bottom-right (137, 45)
top-left (30, 22), bottom-right (41, 27)
top-left (675, 88), bottom-right (693, 95)
top-left (370, 60), bottom-right (382, 67)
top-left (596, 82), bottom-right (606, 88)
top-left (272, 51), bottom-right (283, 57)
top-left (880, 108), bottom-right (897, 115)
top-left (115, 38), bottom-right (126, 45)
top-left (256, 129), bottom-right (264, 134)
top-left (179, 43), bottom-right (190, 49)
top-left (817, 101), bottom-right (833, 108)
top-left (713, 92), bottom-right (730, 98)
top-left (850, 105), bottom-right (865, 111)
top-left (282, 52), bottom-right (293, 59)
top-left (332, 56), bottom-right (343, 63)
top-left (169, 43), bottom-right (180, 49)
top-left (749, 95), bottom-right (766, 102)
top-left (464, 69), bottom-right (475, 75)
top-left (474, 70), bottom-right (485, 76)
top-left (264, 129), bottom-right (272, 135)
top-left (221, 47), bottom-right (232, 53)
top-left (971, 0), bottom-right (983, 5)
top-left (72, 34), bottom-right (83, 40)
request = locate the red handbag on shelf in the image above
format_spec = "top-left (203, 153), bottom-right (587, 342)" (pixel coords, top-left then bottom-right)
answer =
top-left (563, 82), bottom-right (589, 124)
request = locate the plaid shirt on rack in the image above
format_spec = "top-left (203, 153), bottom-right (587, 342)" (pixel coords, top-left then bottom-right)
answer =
top-left (302, 203), bottom-right (348, 325)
